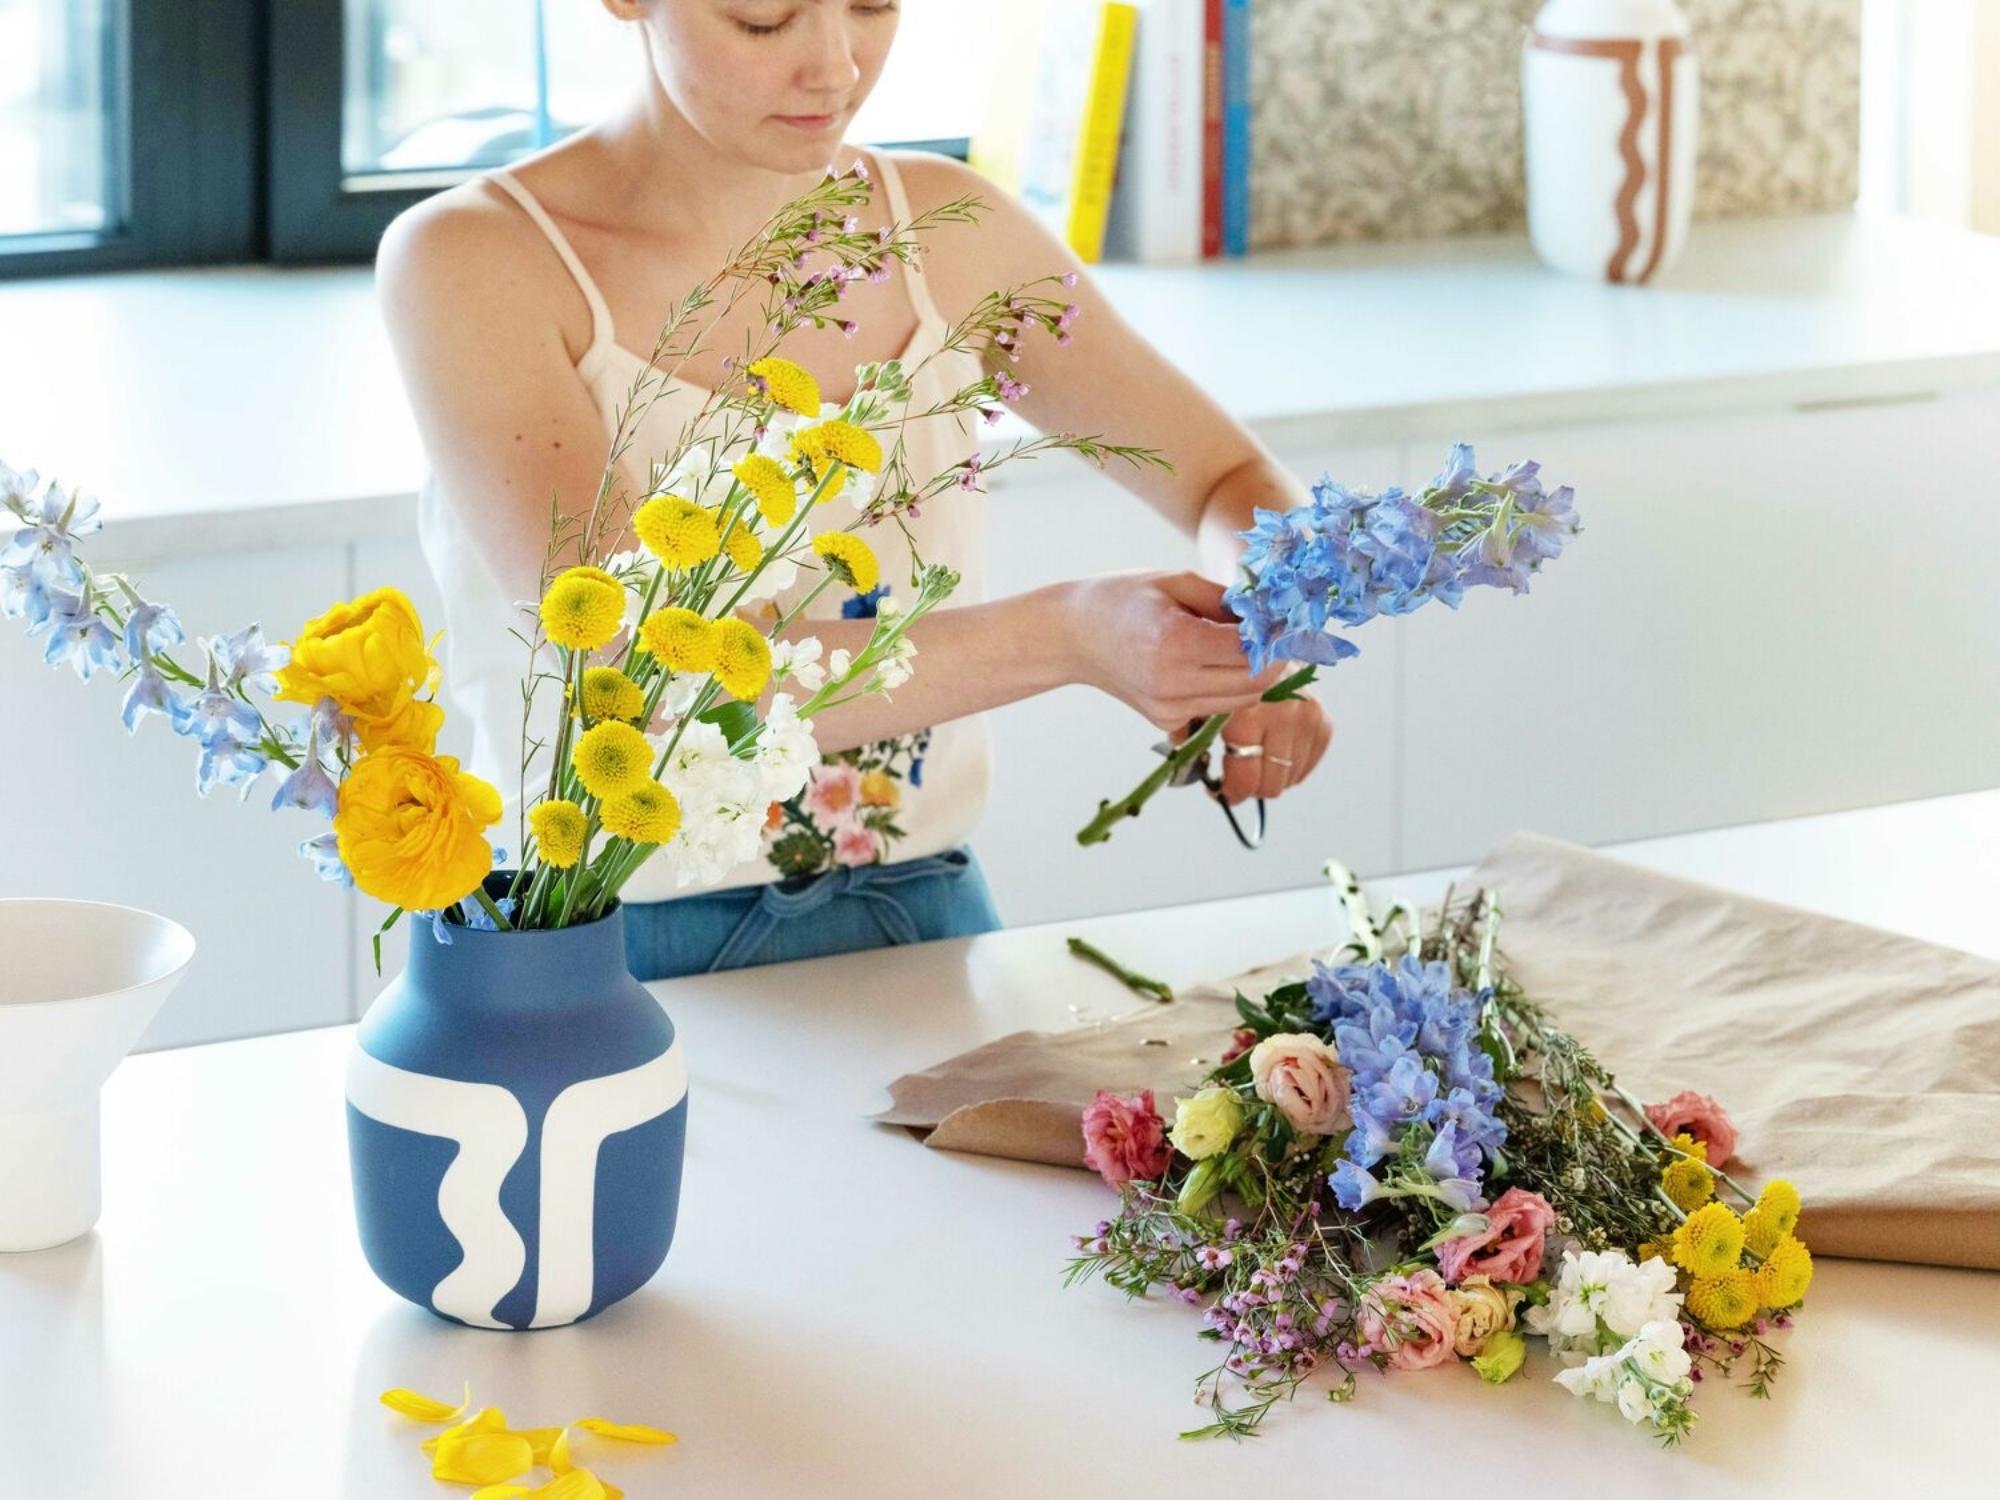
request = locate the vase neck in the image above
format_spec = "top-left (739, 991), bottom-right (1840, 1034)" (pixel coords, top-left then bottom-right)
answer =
top-left (405, 907), bottom-right (633, 1012)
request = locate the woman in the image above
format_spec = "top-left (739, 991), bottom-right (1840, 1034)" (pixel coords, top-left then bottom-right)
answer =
top-left (378, 0), bottom-right (1333, 979)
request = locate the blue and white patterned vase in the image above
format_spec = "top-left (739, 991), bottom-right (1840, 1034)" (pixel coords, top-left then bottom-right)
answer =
top-left (345, 892), bottom-right (687, 1329)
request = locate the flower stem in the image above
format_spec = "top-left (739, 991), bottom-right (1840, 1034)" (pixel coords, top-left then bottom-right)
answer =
top-left (469, 886), bottom-right (515, 932)
top-left (1066, 936), bottom-right (1174, 1003)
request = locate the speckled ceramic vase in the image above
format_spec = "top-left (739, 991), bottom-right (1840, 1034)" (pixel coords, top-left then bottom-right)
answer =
top-left (345, 894), bottom-right (687, 1329)
top-left (1524, 0), bottom-right (1701, 283)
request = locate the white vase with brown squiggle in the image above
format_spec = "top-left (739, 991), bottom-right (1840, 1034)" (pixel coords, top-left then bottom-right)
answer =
top-left (1523, 0), bottom-right (1700, 284)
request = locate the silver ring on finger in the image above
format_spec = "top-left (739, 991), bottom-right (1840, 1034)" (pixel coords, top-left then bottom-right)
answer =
top-left (1266, 754), bottom-right (1295, 769)
top-left (1221, 742), bottom-right (1264, 759)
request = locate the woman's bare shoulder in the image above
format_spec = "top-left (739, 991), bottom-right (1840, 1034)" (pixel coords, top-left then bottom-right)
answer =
top-left (375, 177), bottom-right (594, 358)
top-left (877, 149), bottom-right (1076, 305)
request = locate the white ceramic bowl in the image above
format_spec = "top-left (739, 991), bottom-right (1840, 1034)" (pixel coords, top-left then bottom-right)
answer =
top-left (0, 899), bottom-right (195, 1251)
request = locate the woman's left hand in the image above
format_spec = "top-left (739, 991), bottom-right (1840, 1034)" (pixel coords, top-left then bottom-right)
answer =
top-left (1215, 697), bottom-right (1334, 805)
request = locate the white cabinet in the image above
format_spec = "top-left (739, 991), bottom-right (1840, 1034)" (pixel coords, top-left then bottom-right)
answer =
top-left (1394, 391), bottom-right (2000, 869)
top-left (0, 541), bottom-right (356, 1050)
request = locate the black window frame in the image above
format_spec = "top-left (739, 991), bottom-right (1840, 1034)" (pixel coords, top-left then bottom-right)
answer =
top-left (0, 0), bottom-right (261, 280)
top-left (2, 0), bottom-right (971, 277)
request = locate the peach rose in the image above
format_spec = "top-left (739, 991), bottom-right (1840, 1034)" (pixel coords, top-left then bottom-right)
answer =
top-left (1246, 1033), bottom-right (1352, 1138)
top-left (1645, 1090), bottom-right (1739, 1165)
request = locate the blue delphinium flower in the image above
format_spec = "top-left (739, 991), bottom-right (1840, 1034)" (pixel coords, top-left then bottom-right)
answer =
top-left (211, 622), bottom-right (289, 696)
top-left (121, 665), bottom-right (184, 733)
top-left (122, 596), bottom-right (184, 662)
top-left (176, 646), bottom-right (269, 797)
top-left (1, 481), bottom-right (101, 589)
top-left (2, 563), bottom-right (55, 632)
top-left (1315, 950), bottom-right (1509, 1213)
top-left (40, 589), bottom-right (121, 680)
top-left (1223, 445), bottom-right (1577, 674)
top-left (298, 831), bottom-right (352, 888)
top-left (269, 716), bottom-right (339, 817)
top-left (463, 895), bottom-right (517, 932)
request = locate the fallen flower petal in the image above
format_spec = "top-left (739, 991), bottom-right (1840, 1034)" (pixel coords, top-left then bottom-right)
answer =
top-left (574, 1418), bottom-right (679, 1445)
top-left (379, 1383), bottom-right (472, 1423)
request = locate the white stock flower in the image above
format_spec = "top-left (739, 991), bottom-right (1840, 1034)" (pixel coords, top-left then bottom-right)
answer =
top-left (1528, 1248), bottom-right (1683, 1358)
top-left (828, 647), bottom-right (853, 681)
top-left (771, 637), bottom-right (826, 692)
top-left (1551, 1320), bottom-right (1692, 1428)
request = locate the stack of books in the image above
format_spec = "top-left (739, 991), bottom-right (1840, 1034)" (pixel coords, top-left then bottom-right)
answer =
top-left (970, 0), bottom-right (1252, 265)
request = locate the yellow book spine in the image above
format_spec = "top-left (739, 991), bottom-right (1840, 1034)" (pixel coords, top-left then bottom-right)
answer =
top-left (1065, 3), bottom-right (1139, 263)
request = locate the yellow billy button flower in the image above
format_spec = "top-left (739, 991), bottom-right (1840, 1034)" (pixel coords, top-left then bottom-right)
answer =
top-left (600, 781), bottom-right (681, 846)
top-left (722, 523), bottom-right (764, 574)
top-left (1755, 1178), bottom-right (1802, 1237)
top-left (1671, 1201), bottom-right (1747, 1280)
top-left (1686, 1268), bottom-right (1758, 1330)
top-left (791, 419), bottom-right (883, 487)
top-left (1669, 1130), bottom-right (1709, 1163)
top-left (1660, 1155), bottom-right (1715, 1212)
top-left (528, 799), bottom-right (588, 869)
top-left (734, 453), bottom-right (798, 526)
top-left (638, 607), bottom-right (717, 673)
top-left (539, 566), bottom-right (626, 654)
top-left (812, 530), bottom-right (879, 595)
top-left (334, 748), bottom-right (502, 912)
top-left (572, 720), bottom-right (653, 800)
top-left (1741, 1204), bottom-right (1781, 1258)
top-left (278, 586), bottom-right (443, 752)
top-left (710, 616), bottom-right (772, 701)
top-left (1753, 1234), bottom-right (1814, 1309)
top-left (746, 354), bottom-right (820, 417)
top-left (632, 493), bottom-right (720, 569)
top-left (579, 665), bottom-right (645, 723)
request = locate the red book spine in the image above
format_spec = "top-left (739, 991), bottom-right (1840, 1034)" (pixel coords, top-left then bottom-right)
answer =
top-left (1201, 0), bottom-right (1224, 260)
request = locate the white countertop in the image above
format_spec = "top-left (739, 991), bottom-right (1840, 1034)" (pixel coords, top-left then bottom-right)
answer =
top-left (4, 790), bottom-right (1996, 1497)
top-left (5, 212), bottom-right (2000, 558)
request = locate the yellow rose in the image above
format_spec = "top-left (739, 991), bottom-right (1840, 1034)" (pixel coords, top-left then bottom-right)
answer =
top-left (859, 769), bottom-right (899, 808)
top-left (278, 587), bottom-right (442, 752)
top-left (334, 747), bottom-right (502, 912)
top-left (1168, 1086), bottom-right (1245, 1161)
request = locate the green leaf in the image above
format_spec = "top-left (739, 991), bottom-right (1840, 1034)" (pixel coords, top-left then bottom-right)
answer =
top-left (371, 907), bottom-right (405, 977)
top-left (699, 699), bottom-right (762, 756)
top-left (1260, 665), bottom-right (1319, 703)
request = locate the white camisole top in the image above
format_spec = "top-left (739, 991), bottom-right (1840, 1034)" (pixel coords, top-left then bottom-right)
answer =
top-left (416, 149), bottom-right (993, 903)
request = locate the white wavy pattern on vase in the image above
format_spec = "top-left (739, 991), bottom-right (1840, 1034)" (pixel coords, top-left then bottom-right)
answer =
top-left (532, 1042), bottom-right (689, 1328)
top-left (345, 1049), bottom-right (529, 1328)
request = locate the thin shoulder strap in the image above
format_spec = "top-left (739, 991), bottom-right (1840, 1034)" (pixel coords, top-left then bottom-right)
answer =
top-left (488, 169), bottom-right (615, 354)
top-left (866, 148), bottom-right (945, 330)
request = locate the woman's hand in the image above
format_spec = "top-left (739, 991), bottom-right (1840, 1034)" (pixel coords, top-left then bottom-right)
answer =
top-left (1214, 696), bottom-right (1335, 805)
top-left (1061, 571), bottom-right (1281, 730)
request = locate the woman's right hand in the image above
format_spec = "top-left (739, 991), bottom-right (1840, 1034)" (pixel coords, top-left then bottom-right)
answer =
top-left (1060, 571), bottom-right (1279, 730)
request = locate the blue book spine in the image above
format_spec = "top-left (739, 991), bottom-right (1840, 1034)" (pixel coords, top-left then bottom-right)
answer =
top-left (1222, 0), bottom-right (1250, 256)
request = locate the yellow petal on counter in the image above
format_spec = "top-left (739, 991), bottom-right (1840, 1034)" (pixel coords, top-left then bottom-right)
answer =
top-left (469, 1488), bottom-right (530, 1500)
top-left (431, 1421), bottom-right (533, 1487)
top-left (422, 1406), bottom-right (511, 1455)
top-left (515, 1427), bottom-right (564, 1466)
top-left (574, 1418), bottom-right (679, 1445)
top-left (524, 1469), bottom-right (606, 1500)
top-left (379, 1382), bottom-right (471, 1422)
top-left (549, 1426), bottom-right (573, 1474)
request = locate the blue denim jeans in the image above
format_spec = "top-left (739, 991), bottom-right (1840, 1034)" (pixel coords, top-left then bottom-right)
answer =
top-left (621, 846), bottom-right (1002, 980)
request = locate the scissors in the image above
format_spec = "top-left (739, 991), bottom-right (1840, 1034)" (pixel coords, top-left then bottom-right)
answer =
top-left (1152, 731), bottom-right (1268, 850)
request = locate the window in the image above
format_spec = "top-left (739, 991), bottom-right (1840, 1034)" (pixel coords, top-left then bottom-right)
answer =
top-left (0, 0), bottom-right (979, 276)
top-left (273, 0), bottom-right (988, 262)
top-left (0, 0), bottom-right (256, 278)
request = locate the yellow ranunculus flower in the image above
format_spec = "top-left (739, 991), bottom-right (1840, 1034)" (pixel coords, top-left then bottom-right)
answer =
top-left (278, 586), bottom-right (442, 751)
top-left (1168, 1086), bottom-right (1245, 1161)
top-left (335, 748), bottom-right (503, 912)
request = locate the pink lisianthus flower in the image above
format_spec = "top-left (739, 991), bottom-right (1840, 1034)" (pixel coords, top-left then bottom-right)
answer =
top-left (1434, 1187), bottom-right (1556, 1286)
top-left (1219, 1028), bottom-right (1259, 1065)
top-left (803, 762), bottom-right (864, 829)
top-left (1080, 1089), bottom-right (1173, 1189)
top-left (1355, 1269), bottom-right (1457, 1371)
top-left (1644, 1090), bottom-right (1739, 1165)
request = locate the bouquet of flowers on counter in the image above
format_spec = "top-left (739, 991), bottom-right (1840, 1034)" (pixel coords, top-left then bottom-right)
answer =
top-left (1066, 868), bottom-right (1811, 1444)
top-left (3, 163), bottom-right (1151, 942)
top-left (1078, 446), bottom-right (1578, 844)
